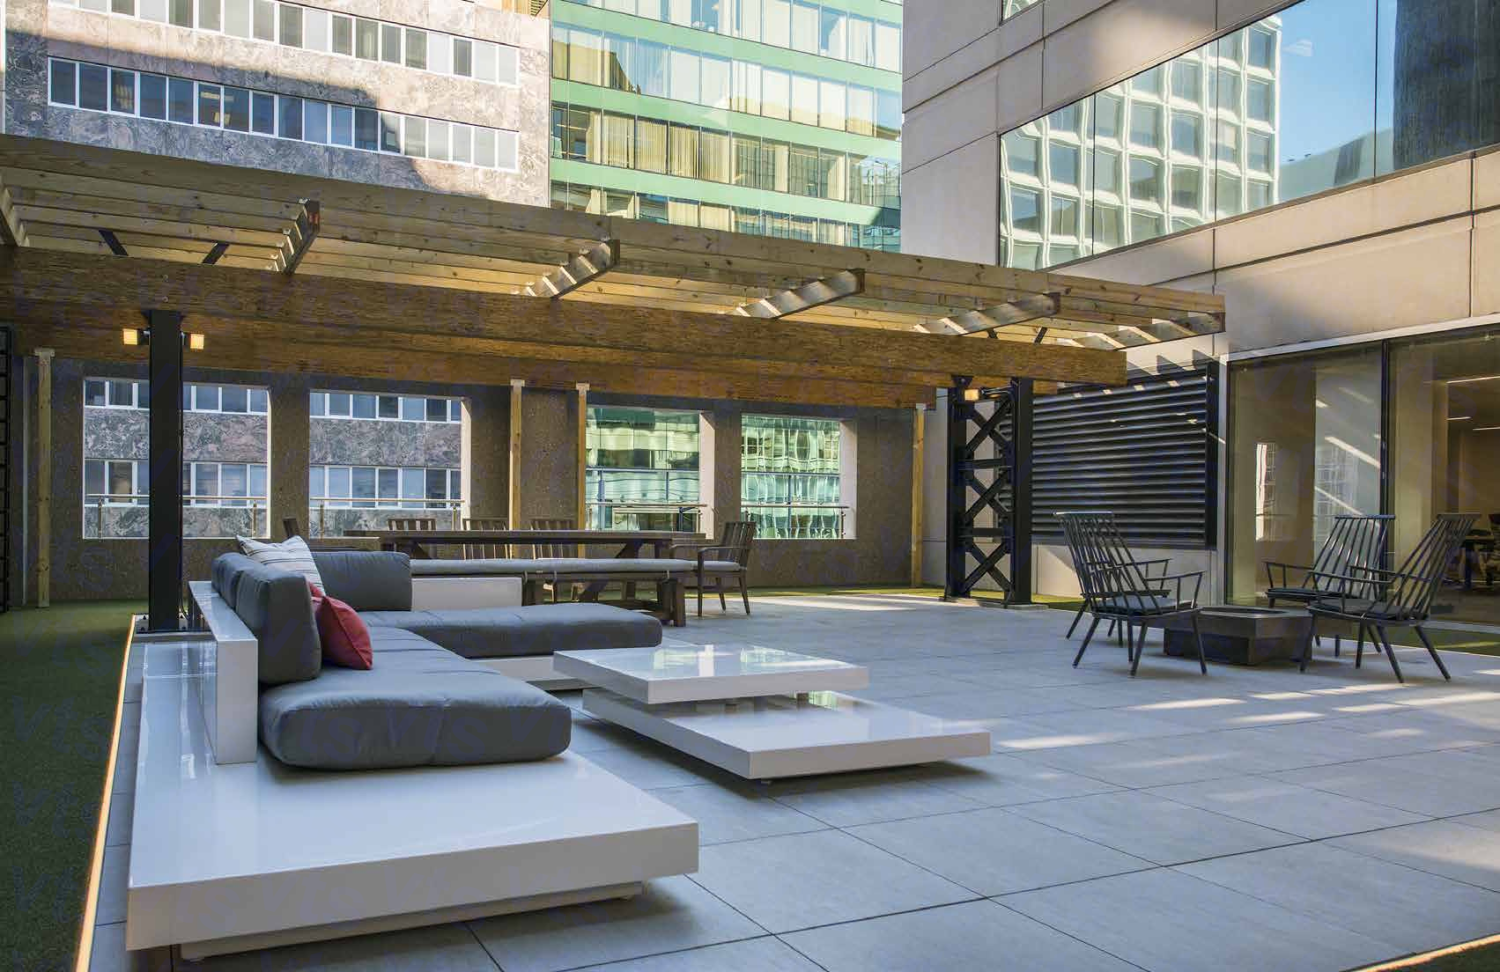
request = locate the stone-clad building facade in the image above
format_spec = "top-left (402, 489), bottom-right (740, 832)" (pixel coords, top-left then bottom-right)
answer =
top-left (5, 0), bottom-right (550, 204)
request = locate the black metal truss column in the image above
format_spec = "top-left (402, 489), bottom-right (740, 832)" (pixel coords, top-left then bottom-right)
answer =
top-left (944, 377), bottom-right (1033, 605)
top-left (147, 309), bottom-right (183, 632)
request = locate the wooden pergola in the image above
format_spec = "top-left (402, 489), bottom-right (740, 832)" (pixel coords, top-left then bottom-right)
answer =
top-left (0, 134), bottom-right (1225, 624)
top-left (0, 135), bottom-right (1224, 408)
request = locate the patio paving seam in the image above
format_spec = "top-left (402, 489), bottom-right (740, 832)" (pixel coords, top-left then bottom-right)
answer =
top-left (536, 932), bottom-right (779, 972)
top-left (982, 898), bottom-right (1156, 972)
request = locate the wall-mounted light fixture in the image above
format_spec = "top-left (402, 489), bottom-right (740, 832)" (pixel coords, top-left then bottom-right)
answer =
top-left (122, 327), bottom-right (147, 346)
top-left (961, 388), bottom-right (981, 402)
top-left (188, 333), bottom-right (206, 351)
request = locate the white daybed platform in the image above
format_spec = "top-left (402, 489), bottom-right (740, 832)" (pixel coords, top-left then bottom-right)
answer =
top-left (128, 636), bottom-right (698, 960)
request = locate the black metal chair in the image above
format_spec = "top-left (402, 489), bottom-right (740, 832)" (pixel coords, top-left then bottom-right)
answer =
top-left (669, 520), bottom-right (757, 617)
top-left (1265, 513), bottom-right (1393, 657)
top-left (1058, 512), bottom-right (1208, 677)
top-left (1300, 512), bottom-right (1477, 683)
top-left (1056, 511), bottom-right (1171, 640)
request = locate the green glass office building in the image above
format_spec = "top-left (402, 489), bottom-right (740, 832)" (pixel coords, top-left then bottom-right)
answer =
top-left (549, 0), bottom-right (903, 250)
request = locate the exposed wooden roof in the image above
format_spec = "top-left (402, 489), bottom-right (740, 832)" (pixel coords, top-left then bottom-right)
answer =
top-left (0, 136), bottom-right (1226, 407)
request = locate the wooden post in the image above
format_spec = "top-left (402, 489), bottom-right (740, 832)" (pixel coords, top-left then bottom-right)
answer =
top-left (910, 403), bottom-right (925, 588)
top-left (575, 383), bottom-right (588, 529)
top-left (508, 379), bottom-right (524, 527)
top-left (35, 348), bottom-right (53, 608)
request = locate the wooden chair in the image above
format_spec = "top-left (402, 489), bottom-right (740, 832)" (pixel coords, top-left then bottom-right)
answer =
top-left (1266, 513), bottom-right (1393, 657)
top-left (529, 518), bottom-right (579, 558)
top-left (388, 517), bottom-right (438, 531)
top-left (1301, 513), bottom-right (1477, 683)
top-left (669, 520), bottom-right (756, 618)
top-left (1058, 511), bottom-right (1207, 677)
top-left (462, 517), bottom-right (510, 559)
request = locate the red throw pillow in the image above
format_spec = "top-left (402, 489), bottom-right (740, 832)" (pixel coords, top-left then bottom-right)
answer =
top-left (308, 582), bottom-right (373, 670)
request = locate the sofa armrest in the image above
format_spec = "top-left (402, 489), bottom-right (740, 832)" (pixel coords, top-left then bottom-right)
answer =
top-left (188, 581), bottom-right (259, 765)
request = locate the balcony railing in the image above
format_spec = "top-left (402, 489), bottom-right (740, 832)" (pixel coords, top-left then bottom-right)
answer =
top-left (585, 501), bottom-right (704, 533)
top-left (85, 493), bottom-right (269, 539)
top-left (741, 503), bottom-right (850, 540)
top-left (309, 498), bottom-right (464, 538)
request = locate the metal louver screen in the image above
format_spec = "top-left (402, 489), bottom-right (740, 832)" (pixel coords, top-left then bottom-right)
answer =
top-left (1032, 366), bottom-right (1218, 548)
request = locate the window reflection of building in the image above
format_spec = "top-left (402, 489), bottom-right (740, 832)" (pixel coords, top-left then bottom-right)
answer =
top-left (586, 406), bottom-right (701, 530)
top-left (741, 414), bottom-right (843, 538)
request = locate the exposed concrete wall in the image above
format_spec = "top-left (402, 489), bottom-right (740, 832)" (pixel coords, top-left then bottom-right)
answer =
top-left (517, 387), bottom-right (577, 525)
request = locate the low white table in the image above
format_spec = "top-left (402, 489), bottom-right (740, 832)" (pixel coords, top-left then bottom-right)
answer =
top-left (554, 643), bottom-right (991, 781)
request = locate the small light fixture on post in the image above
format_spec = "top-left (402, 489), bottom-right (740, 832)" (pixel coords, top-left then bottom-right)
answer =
top-left (122, 327), bottom-right (148, 346)
top-left (961, 388), bottom-right (981, 403)
top-left (188, 332), bottom-right (206, 351)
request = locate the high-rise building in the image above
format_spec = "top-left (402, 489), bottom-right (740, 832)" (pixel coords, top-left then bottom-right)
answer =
top-left (546, 0), bottom-right (904, 251)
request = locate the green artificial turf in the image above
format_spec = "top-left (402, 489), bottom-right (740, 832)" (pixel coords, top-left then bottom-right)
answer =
top-left (1, 600), bottom-right (142, 972)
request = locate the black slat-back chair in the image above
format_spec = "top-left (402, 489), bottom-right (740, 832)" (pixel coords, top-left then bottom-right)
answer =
top-left (1300, 513), bottom-right (1477, 683)
top-left (1265, 513), bottom-right (1393, 657)
top-left (1058, 512), bottom-right (1208, 676)
top-left (1057, 510), bottom-right (1170, 640)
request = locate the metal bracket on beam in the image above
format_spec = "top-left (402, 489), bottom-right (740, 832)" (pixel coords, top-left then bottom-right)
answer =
top-left (523, 239), bottom-right (620, 298)
top-left (274, 200), bottom-right (320, 275)
top-left (731, 269), bottom-right (865, 319)
top-left (99, 229), bottom-right (128, 256)
top-left (935, 293), bottom-right (1060, 335)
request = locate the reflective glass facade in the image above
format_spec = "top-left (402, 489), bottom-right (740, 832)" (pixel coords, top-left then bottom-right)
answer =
top-left (999, 0), bottom-right (1499, 268)
top-left (586, 407), bottom-right (702, 530)
top-left (551, 0), bottom-right (902, 250)
top-left (741, 415), bottom-right (843, 538)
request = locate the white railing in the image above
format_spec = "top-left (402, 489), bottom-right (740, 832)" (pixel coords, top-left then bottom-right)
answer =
top-left (586, 501), bottom-right (705, 533)
top-left (311, 498), bottom-right (464, 537)
top-left (741, 503), bottom-right (851, 540)
top-left (86, 493), bottom-right (269, 538)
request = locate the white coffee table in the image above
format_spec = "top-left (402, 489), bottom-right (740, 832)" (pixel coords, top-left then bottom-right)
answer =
top-left (554, 643), bottom-right (991, 781)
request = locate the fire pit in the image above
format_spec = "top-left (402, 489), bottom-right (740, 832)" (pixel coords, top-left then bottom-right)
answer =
top-left (1162, 606), bottom-right (1312, 666)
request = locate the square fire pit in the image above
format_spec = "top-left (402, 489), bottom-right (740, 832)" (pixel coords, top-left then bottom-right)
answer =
top-left (1162, 606), bottom-right (1312, 666)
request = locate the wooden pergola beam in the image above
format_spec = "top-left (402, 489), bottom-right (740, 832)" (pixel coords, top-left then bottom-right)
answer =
top-left (0, 248), bottom-right (1127, 387)
top-left (731, 269), bottom-right (864, 319)
top-left (935, 293), bottom-right (1061, 334)
top-left (0, 173), bottom-right (28, 247)
top-left (274, 201), bottom-right (320, 275)
top-left (523, 239), bottom-right (619, 298)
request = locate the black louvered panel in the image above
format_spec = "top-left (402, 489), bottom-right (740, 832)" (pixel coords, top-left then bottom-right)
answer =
top-left (1032, 368), bottom-right (1217, 549)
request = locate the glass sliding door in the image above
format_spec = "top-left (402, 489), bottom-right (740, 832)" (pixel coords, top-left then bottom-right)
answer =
top-left (1390, 326), bottom-right (1500, 624)
top-left (1228, 346), bottom-right (1383, 602)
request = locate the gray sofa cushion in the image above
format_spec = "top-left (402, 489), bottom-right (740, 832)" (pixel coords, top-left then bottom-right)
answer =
top-left (360, 603), bottom-right (663, 659)
top-left (212, 553), bottom-right (321, 685)
top-left (257, 642), bottom-right (571, 770)
top-left (311, 550), bottom-right (413, 611)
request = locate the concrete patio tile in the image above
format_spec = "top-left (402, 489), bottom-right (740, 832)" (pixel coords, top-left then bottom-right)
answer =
top-left (1177, 842), bottom-right (1500, 953)
top-left (994, 707), bottom-right (1200, 751)
top-left (847, 807), bottom-right (1152, 896)
top-left (917, 751), bottom-right (1121, 805)
top-left (566, 715), bottom-right (638, 754)
top-left (898, 687), bottom-right (1085, 719)
top-left (1320, 709), bottom-right (1500, 751)
top-left (649, 782), bottom-right (828, 845)
top-left (1453, 809), bottom-right (1500, 833)
top-left (767, 769), bottom-right (985, 827)
top-left (104, 790), bottom-right (133, 847)
top-left (1271, 749), bottom-right (1500, 817)
top-left (782, 899), bottom-right (1138, 972)
top-left (578, 937), bottom-right (817, 972)
top-left (195, 923), bottom-right (499, 971)
top-left (1006, 790), bottom-right (1301, 865)
top-left (1147, 775), bottom-right (1430, 839)
top-left (575, 742), bottom-right (722, 790)
top-left (691, 829), bottom-right (975, 933)
top-left (469, 876), bottom-right (764, 972)
top-left (848, 673), bottom-right (990, 700)
top-left (87, 922), bottom-right (172, 972)
top-left (1331, 819), bottom-right (1500, 892)
top-left (96, 845), bottom-right (129, 925)
top-left (1001, 867), bottom-right (1394, 972)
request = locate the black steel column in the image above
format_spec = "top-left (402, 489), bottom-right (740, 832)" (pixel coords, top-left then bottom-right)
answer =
top-left (147, 310), bottom-right (183, 631)
top-left (943, 380), bottom-right (970, 599)
top-left (1010, 378), bottom-right (1034, 605)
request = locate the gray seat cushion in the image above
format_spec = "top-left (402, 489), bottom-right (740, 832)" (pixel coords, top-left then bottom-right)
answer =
top-left (212, 553), bottom-right (321, 685)
top-left (1310, 598), bottom-right (1411, 621)
top-left (312, 550), bottom-right (413, 611)
top-left (1097, 595), bottom-right (1192, 615)
top-left (257, 642), bottom-right (572, 770)
top-left (360, 603), bottom-right (662, 659)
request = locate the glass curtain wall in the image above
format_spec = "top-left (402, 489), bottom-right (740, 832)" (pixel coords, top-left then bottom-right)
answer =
top-left (1390, 327), bottom-right (1500, 625)
top-left (999, 0), bottom-right (1498, 269)
top-left (586, 406), bottom-right (701, 530)
top-left (741, 415), bottom-right (843, 538)
top-left (1228, 348), bottom-right (1383, 602)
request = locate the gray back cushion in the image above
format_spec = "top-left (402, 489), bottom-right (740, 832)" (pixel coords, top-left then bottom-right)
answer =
top-left (215, 553), bottom-right (321, 685)
top-left (311, 551), bottom-right (413, 611)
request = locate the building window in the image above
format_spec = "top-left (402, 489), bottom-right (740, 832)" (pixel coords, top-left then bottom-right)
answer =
top-left (309, 465), bottom-right (459, 510)
top-left (186, 383), bottom-right (268, 413)
top-left (741, 415), bottom-right (844, 539)
top-left (585, 407), bottom-right (700, 531)
top-left (310, 391), bottom-right (461, 423)
top-left (84, 458), bottom-right (146, 506)
top-left (84, 378), bottom-right (147, 408)
top-left (48, 57), bottom-right (519, 172)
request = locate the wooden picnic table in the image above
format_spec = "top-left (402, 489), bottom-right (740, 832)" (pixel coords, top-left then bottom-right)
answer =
top-left (346, 528), bottom-right (702, 560)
